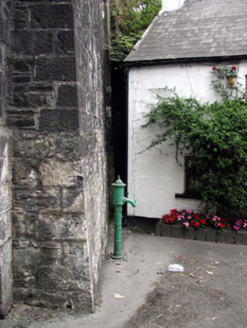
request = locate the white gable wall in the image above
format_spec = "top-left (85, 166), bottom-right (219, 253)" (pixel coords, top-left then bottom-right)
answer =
top-left (127, 61), bottom-right (247, 218)
top-left (160, 0), bottom-right (185, 14)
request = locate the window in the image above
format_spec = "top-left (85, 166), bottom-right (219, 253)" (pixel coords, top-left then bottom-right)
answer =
top-left (175, 156), bottom-right (202, 199)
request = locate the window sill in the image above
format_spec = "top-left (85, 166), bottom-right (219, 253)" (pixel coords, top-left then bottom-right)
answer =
top-left (175, 193), bottom-right (202, 200)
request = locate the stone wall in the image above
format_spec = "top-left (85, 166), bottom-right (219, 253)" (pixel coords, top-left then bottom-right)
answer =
top-left (0, 0), bottom-right (13, 318)
top-left (7, 0), bottom-right (109, 312)
top-left (0, 130), bottom-right (12, 318)
top-left (73, 0), bottom-right (109, 305)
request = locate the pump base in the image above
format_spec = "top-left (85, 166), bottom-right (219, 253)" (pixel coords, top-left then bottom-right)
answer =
top-left (110, 253), bottom-right (124, 260)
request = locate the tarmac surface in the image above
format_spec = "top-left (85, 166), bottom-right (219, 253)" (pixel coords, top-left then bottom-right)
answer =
top-left (1, 224), bottom-right (247, 328)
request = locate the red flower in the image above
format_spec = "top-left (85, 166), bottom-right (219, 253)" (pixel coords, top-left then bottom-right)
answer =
top-left (232, 66), bottom-right (236, 70)
top-left (212, 66), bottom-right (216, 70)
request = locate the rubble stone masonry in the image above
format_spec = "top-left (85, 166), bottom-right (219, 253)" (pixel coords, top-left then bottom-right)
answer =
top-left (0, 0), bottom-right (13, 318)
top-left (0, 0), bottom-right (109, 314)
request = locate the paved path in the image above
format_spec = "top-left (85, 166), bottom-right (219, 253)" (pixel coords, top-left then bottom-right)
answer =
top-left (1, 225), bottom-right (247, 327)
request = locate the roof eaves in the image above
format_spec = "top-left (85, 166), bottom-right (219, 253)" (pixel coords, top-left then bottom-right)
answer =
top-left (124, 54), bottom-right (247, 68)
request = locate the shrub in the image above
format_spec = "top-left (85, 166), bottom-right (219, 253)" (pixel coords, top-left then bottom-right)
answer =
top-left (142, 70), bottom-right (247, 222)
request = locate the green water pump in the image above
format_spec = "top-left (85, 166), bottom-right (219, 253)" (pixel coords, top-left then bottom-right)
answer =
top-left (111, 176), bottom-right (136, 259)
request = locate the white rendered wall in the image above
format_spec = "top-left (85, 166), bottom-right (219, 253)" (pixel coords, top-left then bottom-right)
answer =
top-left (127, 61), bottom-right (247, 218)
top-left (160, 0), bottom-right (185, 14)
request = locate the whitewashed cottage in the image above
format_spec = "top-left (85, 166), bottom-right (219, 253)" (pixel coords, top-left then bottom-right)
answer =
top-left (124, 0), bottom-right (247, 219)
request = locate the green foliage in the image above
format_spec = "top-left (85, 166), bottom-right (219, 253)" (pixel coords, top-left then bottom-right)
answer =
top-left (212, 65), bottom-right (245, 101)
top-left (142, 81), bottom-right (247, 221)
top-left (110, 32), bottom-right (141, 62)
top-left (109, 0), bottom-right (161, 62)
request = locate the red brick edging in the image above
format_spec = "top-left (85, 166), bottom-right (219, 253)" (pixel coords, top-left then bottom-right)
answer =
top-left (155, 220), bottom-right (247, 245)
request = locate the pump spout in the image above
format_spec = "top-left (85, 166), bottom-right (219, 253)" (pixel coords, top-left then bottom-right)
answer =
top-left (123, 197), bottom-right (137, 207)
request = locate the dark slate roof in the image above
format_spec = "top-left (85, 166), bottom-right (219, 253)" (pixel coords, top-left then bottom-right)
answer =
top-left (125, 0), bottom-right (247, 63)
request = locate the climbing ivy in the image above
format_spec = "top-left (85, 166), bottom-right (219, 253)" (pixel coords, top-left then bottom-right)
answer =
top-left (142, 71), bottom-right (247, 222)
top-left (211, 65), bottom-right (245, 100)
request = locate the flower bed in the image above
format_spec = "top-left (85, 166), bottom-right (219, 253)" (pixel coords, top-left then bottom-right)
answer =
top-left (162, 209), bottom-right (247, 232)
top-left (155, 209), bottom-right (247, 245)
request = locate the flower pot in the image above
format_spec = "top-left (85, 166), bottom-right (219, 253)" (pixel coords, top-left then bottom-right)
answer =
top-left (228, 76), bottom-right (236, 86)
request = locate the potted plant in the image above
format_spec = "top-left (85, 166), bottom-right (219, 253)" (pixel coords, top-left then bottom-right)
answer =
top-left (226, 66), bottom-right (237, 86)
top-left (212, 66), bottom-right (237, 86)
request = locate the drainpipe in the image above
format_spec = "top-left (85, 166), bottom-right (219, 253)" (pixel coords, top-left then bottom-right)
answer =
top-left (123, 66), bottom-right (129, 225)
